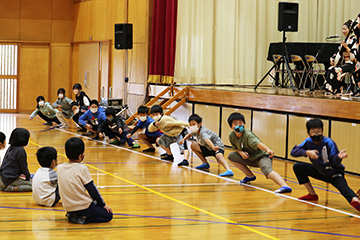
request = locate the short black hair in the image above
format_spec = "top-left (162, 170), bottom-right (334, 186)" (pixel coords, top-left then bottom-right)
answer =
top-left (188, 114), bottom-right (202, 123)
top-left (306, 118), bottom-right (323, 133)
top-left (150, 105), bottom-right (163, 114)
top-left (9, 128), bottom-right (30, 147)
top-left (36, 96), bottom-right (45, 103)
top-left (65, 137), bottom-right (85, 160)
top-left (70, 101), bottom-right (79, 108)
top-left (138, 105), bottom-right (149, 114)
top-left (227, 112), bottom-right (246, 127)
top-left (0, 132), bottom-right (5, 144)
top-left (57, 88), bottom-right (65, 95)
top-left (36, 147), bottom-right (57, 168)
top-left (90, 99), bottom-right (99, 107)
top-left (105, 107), bottom-right (115, 117)
top-left (73, 83), bottom-right (82, 90)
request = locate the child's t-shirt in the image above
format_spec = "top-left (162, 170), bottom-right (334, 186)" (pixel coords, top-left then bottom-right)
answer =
top-left (57, 162), bottom-right (93, 212)
top-left (32, 167), bottom-right (58, 207)
top-left (229, 128), bottom-right (268, 161)
top-left (191, 126), bottom-right (224, 151)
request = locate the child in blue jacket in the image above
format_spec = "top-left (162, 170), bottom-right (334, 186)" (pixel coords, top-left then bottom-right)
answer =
top-left (79, 100), bottom-right (106, 139)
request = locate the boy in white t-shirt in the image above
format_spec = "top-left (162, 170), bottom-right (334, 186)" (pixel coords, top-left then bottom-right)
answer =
top-left (32, 147), bottom-right (60, 207)
top-left (58, 137), bottom-right (112, 224)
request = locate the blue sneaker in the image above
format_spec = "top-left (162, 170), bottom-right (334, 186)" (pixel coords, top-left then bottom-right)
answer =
top-left (274, 186), bottom-right (292, 193)
top-left (239, 176), bottom-right (256, 184)
top-left (196, 163), bottom-right (210, 169)
top-left (219, 169), bottom-right (234, 177)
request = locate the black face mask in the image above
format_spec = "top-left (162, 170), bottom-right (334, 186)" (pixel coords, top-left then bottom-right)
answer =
top-left (311, 135), bottom-right (323, 142)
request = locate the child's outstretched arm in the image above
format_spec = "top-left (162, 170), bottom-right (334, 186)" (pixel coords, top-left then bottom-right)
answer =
top-left (204, 138), bottom-right (218, 151)
top-left (179, 132), bottom-right (192, 145)
top-left (257, 142), bottom-right (274, 158)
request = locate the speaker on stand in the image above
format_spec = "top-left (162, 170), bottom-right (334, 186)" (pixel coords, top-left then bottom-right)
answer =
top-left (114, 23), bottom-right (134, 118)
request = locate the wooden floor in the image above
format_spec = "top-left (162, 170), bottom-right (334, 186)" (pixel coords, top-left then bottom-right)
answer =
top-left (0, 114), bottom-right (360, 239)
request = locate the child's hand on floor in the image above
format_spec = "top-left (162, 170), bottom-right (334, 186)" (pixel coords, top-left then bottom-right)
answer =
top-left (104, 205), bottom-right (112, 213)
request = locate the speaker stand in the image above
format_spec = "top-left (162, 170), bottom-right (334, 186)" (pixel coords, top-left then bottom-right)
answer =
top-left (255, 31), bottom-right (296, 91)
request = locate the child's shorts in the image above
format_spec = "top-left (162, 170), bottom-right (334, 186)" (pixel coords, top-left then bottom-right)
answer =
top-left (145, 135), bottom-right (159, 144)
top-left (200, 145), bottom-right (224, 157)
top-left (158, 129), bottom-right (188, 153)
top-left (227, 152), bottom-right (273, 176)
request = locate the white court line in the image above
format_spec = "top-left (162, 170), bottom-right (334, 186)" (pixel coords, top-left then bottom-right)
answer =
top-left (98, 182), bottom-right (237, 188)
top-left (56, 128), bottom-right (360, 219)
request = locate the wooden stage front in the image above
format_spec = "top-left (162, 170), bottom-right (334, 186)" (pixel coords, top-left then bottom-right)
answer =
top-left (184, 85), bottom-right (360, 122)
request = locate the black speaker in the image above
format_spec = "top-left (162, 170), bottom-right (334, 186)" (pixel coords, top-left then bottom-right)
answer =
top-left (114, 23), bottom-right (133, 50)
top-left (278, 2), bottom-right (298, 32)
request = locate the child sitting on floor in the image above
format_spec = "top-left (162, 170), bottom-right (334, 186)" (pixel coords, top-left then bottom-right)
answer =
top-left (98, 108), bottom-right (140, 148)
top-left (180, 114), bottom-right (234, 176)
top-left (126, 105), bottom-right (163, 152)
top-left (227, 112), bottom-right (292, 193)
top-left (291, 118), bottom-right (360, 212)
top-left (148, 105), bottom-right (190, 164)
top-left (0, 128), bottom-right (32, 192)
top-left (58, 137), bottom-right (113, 224)
top-left (32, 147), bottom-right (60, 207)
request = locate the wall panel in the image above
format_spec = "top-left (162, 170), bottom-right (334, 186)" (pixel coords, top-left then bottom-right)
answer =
top-left (253, 111), bottom-right (286, 158)
top-left (194, 105), bottom-right (220, 136)
top-left (19, 44), bottom-right (50, 113)
top-left (331, 121), bottom-right (360, 174)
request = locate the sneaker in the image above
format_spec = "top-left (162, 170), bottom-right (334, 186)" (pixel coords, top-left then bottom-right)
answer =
top-left (274, 186), bottom-right (292, 193)
top-left (160, 153), bottom-right (168, 159)
top-left (163, 154), bottom-right (174, 161)
top-left (82, 132), bottom-right (94, 137)
top-left (350, 200), bottom-right (360, 212)
top-left (239, 176), bottom-right (256, 184)
top-left (110, 139), bottom-right (121, 145)
top-left (195, 163), bottom-right (210, 170)
top-left (143, 148), bottom-right (156, 153)
top-left (131, 143), bottom-right (140, 149)
top-left (298, 193), bottom-right (319, 201)
top-left (178, 159), bottom-right (189, 166)
top-left (43, 122), bottom-right (52, 126)
top-left (77, 128), bottom-right (87, 133)
top-left (66, 213), bottom-right (87, 224)
top-left (219, 169), bottom-right (234, 177)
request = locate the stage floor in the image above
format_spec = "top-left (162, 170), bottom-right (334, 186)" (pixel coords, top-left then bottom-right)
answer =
top-left (0, 114), bottom-right (359, 239)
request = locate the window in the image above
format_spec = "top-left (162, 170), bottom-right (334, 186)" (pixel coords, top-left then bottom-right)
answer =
top-left (0, 44), bottom-right (18, 110)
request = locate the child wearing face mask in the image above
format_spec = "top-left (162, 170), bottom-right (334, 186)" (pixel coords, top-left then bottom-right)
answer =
top-left (29, 96), bottom-right (66, 127)
top-left (148, 105), bottom-right (190, 163)
top-left (126, 106), bottom-right (163, 152)
top-left (179, 114), bottom-right (233, 176)
top-left (71, 102), bottom-right (88, 132)
top-left (227, 112), bottom-right (292, 193)
top-left (79, 100), bottom-right (106, 138)
top-left (72, 83), bottom-right (91, 108)
top-left (52, 88), bottom-right (74, 119)
top-left (0, 128), bottom-right (32, 192)
top-left (98, 108), bottom-right (140, 148)
top-left (291, 118), bottom-right (360, 212)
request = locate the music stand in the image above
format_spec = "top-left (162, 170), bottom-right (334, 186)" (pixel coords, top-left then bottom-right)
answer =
top-left (255, 31), bottom-right (296, 91)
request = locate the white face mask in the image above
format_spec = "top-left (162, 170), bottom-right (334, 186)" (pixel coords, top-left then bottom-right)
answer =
top-left (73, 108), bottom-right (79, 114)
top-left (38, 101), bottom-right (45, 107)
top-left (73, 89), bottom-right (79, 95)
top-left (139, 116), bottom-right (147, 122)
top-left (152, 115), bottom-right (161, 121)
top-left (58, 94), bottom-right (64, 99)
top-left (189, 125), bottom-right (199, 133)
top-left (90, 108), bottom-right (98, 114)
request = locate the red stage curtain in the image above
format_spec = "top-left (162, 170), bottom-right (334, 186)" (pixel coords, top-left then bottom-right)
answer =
top-left (148, 0), bottom-right (178, 84)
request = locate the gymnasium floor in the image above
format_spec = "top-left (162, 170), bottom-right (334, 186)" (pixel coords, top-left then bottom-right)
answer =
top-left (0, 114), bottom-right (359, 239)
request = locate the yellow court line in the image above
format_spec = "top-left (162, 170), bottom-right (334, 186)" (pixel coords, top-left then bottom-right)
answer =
top-left (29, 140), bottom-right (279, 240)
